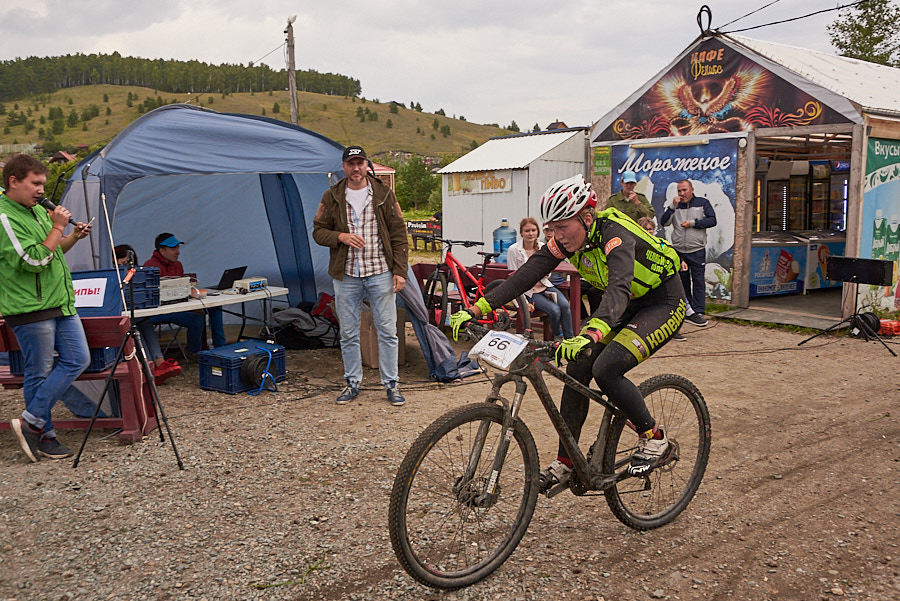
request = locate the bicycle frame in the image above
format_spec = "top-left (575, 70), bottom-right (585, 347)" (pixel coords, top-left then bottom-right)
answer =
top-left (474, 334), bottom-right (634, 495)
top-left (441, 248), bottom-right (486, 311)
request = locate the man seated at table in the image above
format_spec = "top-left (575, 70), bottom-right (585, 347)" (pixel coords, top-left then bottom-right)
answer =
top-left (143, 233), bottom-right (226, 358)
top-left (114, 245), bottom-right (182, 383)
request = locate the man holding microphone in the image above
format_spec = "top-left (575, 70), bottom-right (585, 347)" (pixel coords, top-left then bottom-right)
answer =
top-left (0, 153), bottom-right (93, 462)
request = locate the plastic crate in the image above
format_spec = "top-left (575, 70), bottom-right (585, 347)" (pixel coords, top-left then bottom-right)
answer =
top-left (198, 340), bottom-right (286, 394)
top-left (72, 267), bottom-right (160, 316)
top-left (8, 345), bottom-right (120, 376)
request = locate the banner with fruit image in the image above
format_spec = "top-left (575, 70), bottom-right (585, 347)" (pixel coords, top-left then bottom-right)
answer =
top-left (860, 138), bottom-right (900, 316)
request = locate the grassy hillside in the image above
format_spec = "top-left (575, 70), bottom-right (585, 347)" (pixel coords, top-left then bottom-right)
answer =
top-left (0, 84), bottom-right (510, 161)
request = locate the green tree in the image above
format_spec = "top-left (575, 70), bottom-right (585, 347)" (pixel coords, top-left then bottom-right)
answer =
top-left (508, 120), bottom-right (520, 132)
top-left (432, 118), bottom-right (439, 130)
top-left (386, 118), bottom-right (393, 128)
top-left (272, 102), bottom-right (280, 113)
top-left (440, 124), bottom-right (451, 137)
top-left (396, 155), bottom-right (439, 211)
top-left (532, 123), bottom-right (540, 132)
top-left (389, 102), bottom-right (399, 114)
top-left (103, 93), bottom-right (109, 102)
top-left (66, 108), bottom-right (79, 127)
top-left (827, 0), bottom-right (900, 65)
top-left (435, 108), bottom-right (446, 116)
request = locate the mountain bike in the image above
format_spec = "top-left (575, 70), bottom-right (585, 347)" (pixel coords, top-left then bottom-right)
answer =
top-left (388, 323), bottom-right (711, 590)
top-left (422, 238), bottom-right (530, 332)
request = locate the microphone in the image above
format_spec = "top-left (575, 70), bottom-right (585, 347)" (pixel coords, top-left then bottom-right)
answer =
top-left (39, 197), bottom-right (77, 226)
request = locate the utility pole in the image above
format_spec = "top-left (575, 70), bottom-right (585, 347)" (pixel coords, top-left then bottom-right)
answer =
top-left (285, 15), bottom-right (299, 125)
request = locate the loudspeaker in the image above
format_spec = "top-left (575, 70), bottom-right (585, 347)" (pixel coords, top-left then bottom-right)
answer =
top-left (826, 256), bottom-right (893, 286)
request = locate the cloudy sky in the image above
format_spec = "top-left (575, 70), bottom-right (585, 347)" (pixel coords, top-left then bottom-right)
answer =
top-left (1, 0), bottom-right (851, 130)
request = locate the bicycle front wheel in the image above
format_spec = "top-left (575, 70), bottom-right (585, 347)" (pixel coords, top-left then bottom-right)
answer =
top-left (602, 374), bottom-right (711, 530)
top-left (389, 404), bottom-right (539, 589)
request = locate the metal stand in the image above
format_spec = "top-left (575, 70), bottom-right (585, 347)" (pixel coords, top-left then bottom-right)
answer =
top-left (73, 265), bottom-right (184, 469)
top-left (798, 281), bottom-right (896, 357)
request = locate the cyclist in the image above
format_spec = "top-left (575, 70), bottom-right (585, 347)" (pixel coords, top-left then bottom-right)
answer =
top-left (450, 174), bottom-right (686, 491)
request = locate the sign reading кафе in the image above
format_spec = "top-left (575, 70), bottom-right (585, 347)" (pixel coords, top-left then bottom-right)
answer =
top-left (447, 170), bottom-right (513, 195)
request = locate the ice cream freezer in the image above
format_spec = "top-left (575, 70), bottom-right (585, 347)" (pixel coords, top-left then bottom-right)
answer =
top-left (791, 231), bottom-right (845, 293)
top-left (749, 233), bottom-right (807, 297)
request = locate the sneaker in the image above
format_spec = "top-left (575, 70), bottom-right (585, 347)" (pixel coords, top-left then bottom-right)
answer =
top-left (684, 313), bottom-right (708, 327)
top-left (11, 418), bottom-right (41, 463)
top-left (539, 459), bottom-right (572, 493)
top-left (38, 436), bottom-right (73, 459)
top-left (671, 332), bottom-right (687, 341)
top-left (385, 383), bottom-right (406, 407)
top-left (628, 430), bottom-right (671, 476)
top-left (154, 359), bottom-right (182, 385)
top-left (336, 385), bottom-right (359, 405)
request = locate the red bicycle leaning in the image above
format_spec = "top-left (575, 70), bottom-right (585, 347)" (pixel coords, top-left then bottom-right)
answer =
top-left (422, 238), bottom-right (530, 332)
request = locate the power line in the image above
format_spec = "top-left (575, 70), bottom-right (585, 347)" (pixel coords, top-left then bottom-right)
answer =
top-left (249, 42), bottom-right (286, 68)
top-left (722, 0), bottom-right (870, 34)
top-left (720, 0), bottom-right (783, 29)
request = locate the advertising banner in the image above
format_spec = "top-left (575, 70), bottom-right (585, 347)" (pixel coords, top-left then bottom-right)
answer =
top-left (446, 170), bottom-right (512, 195)
top-left (859, 137), bottom-right (900, 315)
top-left (595, 37), bottom-right (850, 142)
top-left (610, 137), bottom-right (737, 301)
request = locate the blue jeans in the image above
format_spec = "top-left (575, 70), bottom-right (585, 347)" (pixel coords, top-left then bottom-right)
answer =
top-left (11, 314), bottom-right (91, 437)
top-left (148, 311), bottom-right (206, 353)
top-left (207, 307), bottom-right (226, 348)
top-left (530, 286), bottom-right (574, 338)
top-left (333, 271), bottom-right (398, 387)
top-left (679, 248), bottom-right (707, 314)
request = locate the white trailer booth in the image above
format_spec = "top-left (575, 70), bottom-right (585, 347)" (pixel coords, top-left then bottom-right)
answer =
top-left (438, 129), bottom-right (589, 266)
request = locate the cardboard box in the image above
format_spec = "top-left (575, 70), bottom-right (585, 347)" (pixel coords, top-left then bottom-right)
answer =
top-left (360, 306), bottom-right (407, 369)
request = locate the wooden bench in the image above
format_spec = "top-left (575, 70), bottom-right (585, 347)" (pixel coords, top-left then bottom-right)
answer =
top-left (0, 316), bottom-right (157, 443)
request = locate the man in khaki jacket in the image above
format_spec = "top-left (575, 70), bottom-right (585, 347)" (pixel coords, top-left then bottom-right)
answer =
top-left (313, 146), bottom-right (409, 406)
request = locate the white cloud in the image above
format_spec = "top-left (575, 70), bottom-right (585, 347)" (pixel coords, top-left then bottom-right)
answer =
top-left (0, 0), bottom-right (848, 132)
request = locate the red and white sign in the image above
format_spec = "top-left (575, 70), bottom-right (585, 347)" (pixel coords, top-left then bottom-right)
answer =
top-left (73, 278), bottom-right (108, 308)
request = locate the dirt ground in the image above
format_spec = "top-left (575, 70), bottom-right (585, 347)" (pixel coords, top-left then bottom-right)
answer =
top-left (1, 319), bottom-right (898, 601)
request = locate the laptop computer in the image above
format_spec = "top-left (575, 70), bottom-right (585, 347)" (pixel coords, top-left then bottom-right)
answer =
top-left (205, 266), bottom-right (247, 295)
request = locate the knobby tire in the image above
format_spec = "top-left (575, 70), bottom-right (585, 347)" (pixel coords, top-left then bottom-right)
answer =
top-left (424, 270), bottom-right (449, 327)
top-left (602, 374), bottom-right (711, 530)
top-left (389, 404), bottom-right (539, 589)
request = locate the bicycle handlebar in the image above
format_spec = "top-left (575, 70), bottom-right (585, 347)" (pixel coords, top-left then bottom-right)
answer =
top-left (428, 237), bottom-right (485, 248)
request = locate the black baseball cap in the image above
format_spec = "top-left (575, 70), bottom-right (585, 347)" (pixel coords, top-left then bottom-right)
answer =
top-left (342, 145), bottom-right (368, 162)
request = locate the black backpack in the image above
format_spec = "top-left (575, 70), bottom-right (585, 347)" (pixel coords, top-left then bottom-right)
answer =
top-left (272, 305), bottom-right (340, 350)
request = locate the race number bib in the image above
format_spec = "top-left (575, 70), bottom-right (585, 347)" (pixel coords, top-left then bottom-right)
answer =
top-left (470, 330), bottom-right (528, 370)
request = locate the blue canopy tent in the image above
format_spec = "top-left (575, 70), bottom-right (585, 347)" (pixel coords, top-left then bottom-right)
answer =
top-left (60, 103), bottom-right (345, 307)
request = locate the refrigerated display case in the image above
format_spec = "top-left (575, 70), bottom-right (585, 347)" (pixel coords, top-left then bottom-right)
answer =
top-left (766, 181), bottom-right (788, 231)
top-left (789, 176), bottom-right (807, 230)
top-left (810, 180), bottom-right (829, 230)
top-left (749, 233), bottom-right (807, 297)
top-left (793, 231), bottom-right (846, 291)
top-left (829, 174), bottom-right (848, 231)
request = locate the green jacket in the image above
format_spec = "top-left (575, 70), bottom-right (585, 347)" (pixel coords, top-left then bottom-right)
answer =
top-left (312, 175), bottom-right (409, 281)
top-left (606, 191), bottom-right (655, 222)
top-left (0, 193), bottom-right (76, 319)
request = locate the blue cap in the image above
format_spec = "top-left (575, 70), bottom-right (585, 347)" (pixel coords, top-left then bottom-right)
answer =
top-left (622, 170), bottom-right (637, 183)
top-left (158, 235), bottom-right (184, 248)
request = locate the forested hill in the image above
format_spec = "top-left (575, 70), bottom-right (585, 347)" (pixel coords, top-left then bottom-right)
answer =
top-left (0, 53), bottom-right (361, 102)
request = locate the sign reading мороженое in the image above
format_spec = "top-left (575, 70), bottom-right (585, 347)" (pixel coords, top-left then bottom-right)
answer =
top-left (72, 278), bottom-right (108, 308)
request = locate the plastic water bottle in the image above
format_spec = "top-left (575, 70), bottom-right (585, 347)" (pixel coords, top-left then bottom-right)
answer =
top-left (493, 218), bottom-right (517, 264)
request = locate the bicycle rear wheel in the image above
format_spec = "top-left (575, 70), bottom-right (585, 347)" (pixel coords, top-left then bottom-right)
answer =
top-left (424, 270), bottom-right (449, 326)
top-left (602, 374), bottom-right (711, 530)
top-left (389, 404), bottom-right (539, 589)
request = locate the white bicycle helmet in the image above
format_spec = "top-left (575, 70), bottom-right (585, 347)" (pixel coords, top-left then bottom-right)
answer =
top-left (540, 174), bottom-right (597, 224)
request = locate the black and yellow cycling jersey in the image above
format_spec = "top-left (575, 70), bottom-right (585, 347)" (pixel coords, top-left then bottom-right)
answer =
top-left (482, 207), bottom-right (682, 339)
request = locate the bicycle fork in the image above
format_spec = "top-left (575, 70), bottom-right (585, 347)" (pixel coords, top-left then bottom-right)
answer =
top-left (454, 376), bottom-right (528, 509)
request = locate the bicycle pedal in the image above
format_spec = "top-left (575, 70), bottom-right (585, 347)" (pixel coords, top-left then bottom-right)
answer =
top-left (541, 480), bottom-right (569, 498)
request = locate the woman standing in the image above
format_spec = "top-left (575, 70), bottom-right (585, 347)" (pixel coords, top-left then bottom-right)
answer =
top-left (506, 217), bottom-right (574, 340)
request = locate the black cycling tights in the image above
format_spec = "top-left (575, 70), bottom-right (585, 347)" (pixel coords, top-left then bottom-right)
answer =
top-left (556, 289), bottom-right (684, 460)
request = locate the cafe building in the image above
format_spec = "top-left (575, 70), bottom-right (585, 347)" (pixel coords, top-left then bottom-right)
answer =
top-left (590, 32), bottom-right (900, 323)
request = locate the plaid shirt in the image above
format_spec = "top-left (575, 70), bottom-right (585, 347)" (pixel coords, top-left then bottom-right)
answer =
top-left (344, 185), bottom-right (390, 278)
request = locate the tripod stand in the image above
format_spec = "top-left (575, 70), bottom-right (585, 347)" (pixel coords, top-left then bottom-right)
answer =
top-left (798, 256), bottom-right (897, 357)
top-left (73, 264), bottom-right (184, 468)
